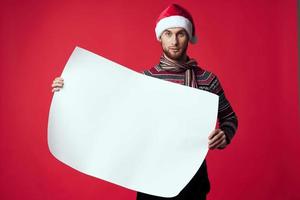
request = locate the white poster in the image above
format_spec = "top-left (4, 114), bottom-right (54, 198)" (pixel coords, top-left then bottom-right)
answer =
top-left (48, 47), bottom-right (218, 197)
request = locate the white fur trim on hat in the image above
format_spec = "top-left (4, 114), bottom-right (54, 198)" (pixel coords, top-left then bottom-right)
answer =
top-left (155, 15), bottom-right (197, 44)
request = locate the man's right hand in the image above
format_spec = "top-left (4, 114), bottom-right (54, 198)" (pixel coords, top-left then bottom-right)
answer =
top-left (52, 77), bottom-right (64, 92)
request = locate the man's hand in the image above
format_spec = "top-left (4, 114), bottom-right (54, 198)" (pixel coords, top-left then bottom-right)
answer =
top-left (51, 77), bottom-right (64, 92)
top-left (208, 129), bottom-right (227, 150)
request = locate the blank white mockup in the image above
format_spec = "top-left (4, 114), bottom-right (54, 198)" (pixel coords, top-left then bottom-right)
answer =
top-left (48, 47), bottom-right (218, 197)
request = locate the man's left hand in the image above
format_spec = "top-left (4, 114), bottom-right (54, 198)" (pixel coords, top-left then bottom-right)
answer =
top-left (208, 129), bottom-right (227, 150)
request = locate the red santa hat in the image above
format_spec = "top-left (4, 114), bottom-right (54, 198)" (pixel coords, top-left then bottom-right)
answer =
top-left (155, 4), bottom-right (197, 44)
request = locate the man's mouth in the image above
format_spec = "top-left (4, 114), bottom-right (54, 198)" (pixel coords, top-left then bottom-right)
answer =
top-left (169, 48), bottom-right (180, 52)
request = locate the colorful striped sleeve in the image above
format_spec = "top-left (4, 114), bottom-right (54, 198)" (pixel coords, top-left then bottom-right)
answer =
top-left (208, 75), bottom-right (238, 144)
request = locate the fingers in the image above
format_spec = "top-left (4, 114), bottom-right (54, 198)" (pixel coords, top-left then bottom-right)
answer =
top-left (52, 82), bottom-right (64, 88)
top-left (216, 142), bottom-right (227, 149)
top-left (53, 77), bottom-right (64, 84)
top-left (54, 77), bottom-right (63, 81)
top-left (209, 133), bottom-right (225, 149)
top-left (208, 129), bottom-right (219, 140)
top-left (209, 136), bottom-right (227, 149)
top-left (208, 129), bottom-right (227, 150)
top-left (52, 87), bottom-right (61, 92)
top-left (208, 129), bottom-right (223, 141)
top-left (51, 77), bottom-right (64, 92)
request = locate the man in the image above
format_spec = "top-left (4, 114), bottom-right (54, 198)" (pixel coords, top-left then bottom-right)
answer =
top-left (52, 4), bottom-right (238, 200)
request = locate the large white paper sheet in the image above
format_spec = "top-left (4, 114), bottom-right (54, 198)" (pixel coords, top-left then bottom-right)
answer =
top-left (48, 47), bottom-right (218, 197)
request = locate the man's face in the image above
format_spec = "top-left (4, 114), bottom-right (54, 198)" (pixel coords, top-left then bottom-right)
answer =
top-left (159, 27), bottom-right (189, 61)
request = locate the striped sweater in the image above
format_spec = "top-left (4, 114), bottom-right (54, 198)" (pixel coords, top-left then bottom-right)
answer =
top-left (143, 64), bottom-right (238, 144)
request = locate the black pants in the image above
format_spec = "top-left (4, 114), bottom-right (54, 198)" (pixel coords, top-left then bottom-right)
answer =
top-left (136, 161), bottom-right (209, 200)
top-left (136, 191), bottom-right (206, 200)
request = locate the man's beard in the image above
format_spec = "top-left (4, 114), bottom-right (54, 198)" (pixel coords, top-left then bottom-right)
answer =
top-left (162, 46), bottom-right (188, 62)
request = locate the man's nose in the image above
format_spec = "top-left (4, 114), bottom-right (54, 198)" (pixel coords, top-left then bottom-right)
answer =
top-left (171, 35), bottom-right (178, 45)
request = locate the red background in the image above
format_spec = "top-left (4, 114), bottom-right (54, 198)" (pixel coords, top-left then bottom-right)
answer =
top-left (1, 0), bottom-right (299, 199)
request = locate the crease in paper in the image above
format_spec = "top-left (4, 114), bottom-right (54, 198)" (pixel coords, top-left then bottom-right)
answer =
top-left (48, 46), bottom-right (219, 197)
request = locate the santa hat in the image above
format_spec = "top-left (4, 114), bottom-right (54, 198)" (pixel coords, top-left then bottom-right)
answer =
top-left (155, 4), bottom-right (197, 44)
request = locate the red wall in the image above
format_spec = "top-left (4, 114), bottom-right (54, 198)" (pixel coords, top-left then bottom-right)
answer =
top-left (1, 0), bottom-right (299, 199)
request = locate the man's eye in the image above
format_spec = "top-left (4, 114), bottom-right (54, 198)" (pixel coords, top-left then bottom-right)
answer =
top-left (165, 31), bottom-right (171, 36)
top-left (178, 32), bottom-right (185, 37)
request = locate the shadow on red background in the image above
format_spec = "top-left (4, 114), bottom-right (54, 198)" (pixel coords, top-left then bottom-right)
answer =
top-left (0, 0), bottom-right (299, 199)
